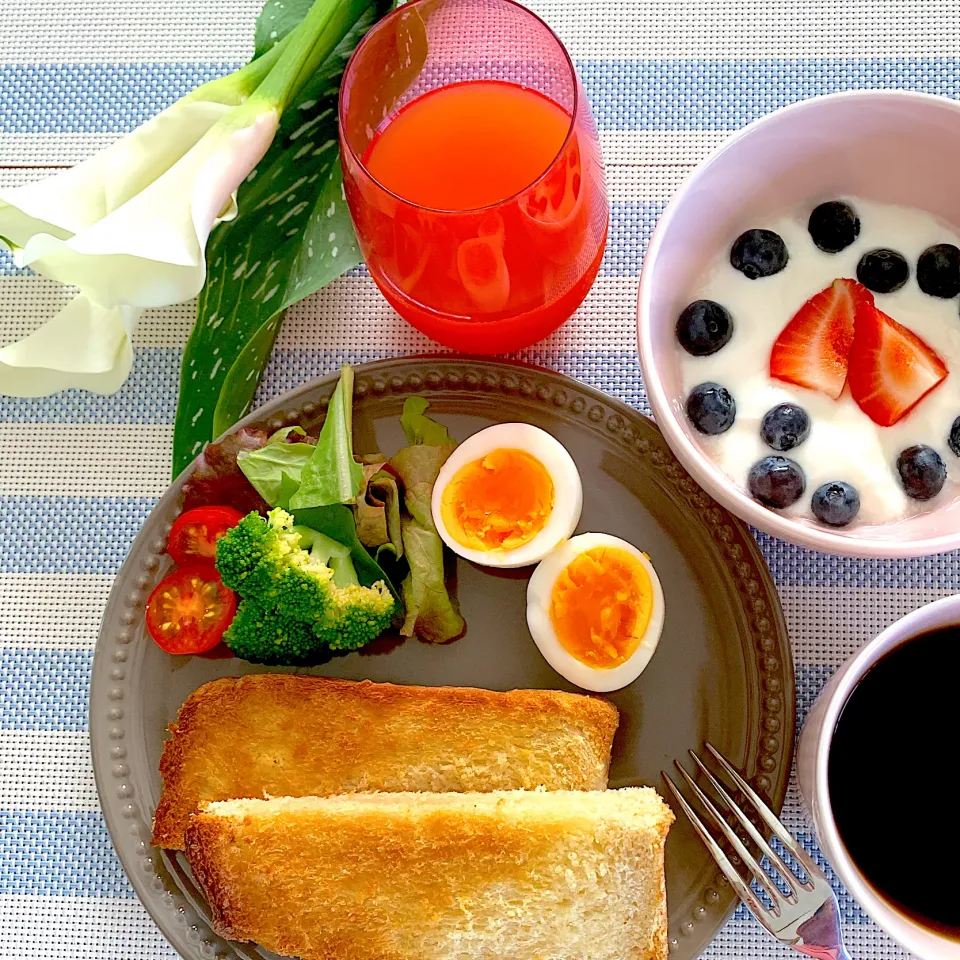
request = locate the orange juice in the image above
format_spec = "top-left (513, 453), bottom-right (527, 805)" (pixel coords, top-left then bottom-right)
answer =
top-left (363, 81), bottom-right (571, 210)
top-left (344, 78), bottom-right (608, 352)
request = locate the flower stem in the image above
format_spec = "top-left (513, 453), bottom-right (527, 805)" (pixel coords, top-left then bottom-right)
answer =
top-left (187, 32), bottom-right (295, 106)
top-left (250, 0), bottom-right (378, 112)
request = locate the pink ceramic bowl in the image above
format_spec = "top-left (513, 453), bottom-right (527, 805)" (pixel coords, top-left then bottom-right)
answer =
top-left (638, 90), bottom-right (960, 558)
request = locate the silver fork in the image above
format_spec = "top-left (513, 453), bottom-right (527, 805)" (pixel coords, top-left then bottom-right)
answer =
top-left (663, 743), bottom-right (852, 960)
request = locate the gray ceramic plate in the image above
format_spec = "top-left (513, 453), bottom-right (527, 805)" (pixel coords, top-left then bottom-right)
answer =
top-left (91, 357), bottom-right (794, 960)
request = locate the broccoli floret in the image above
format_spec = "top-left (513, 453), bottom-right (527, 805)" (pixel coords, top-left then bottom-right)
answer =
top-left (216, 508), bottom-right (335, 619)
top-left (215, 507), bottom-right (397, 662)
top-left (222, 600), bottom-right (326, 665)
top-left (214, 509), bottom-right (278, 589)
top-left (294, 524), bottom-right (354, 587)
top-left (294, 527), bottom-right (395, 649)
top-left (316, 580), bottom-right (396, 651)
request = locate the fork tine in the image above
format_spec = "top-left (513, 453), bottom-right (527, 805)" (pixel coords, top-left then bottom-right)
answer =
top-left (687, 751), bottom-right (803, 896)
top-left (662, 773), bottom-right (775, 930)
top-left (673, 761), bottom-right (784, 909)
top-left (706, 743), bottom-right (823, 879)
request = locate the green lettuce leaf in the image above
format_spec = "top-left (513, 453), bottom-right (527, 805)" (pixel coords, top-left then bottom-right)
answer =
top-left (355, 461), bottom-right (388, 547)
top-left (234, 367), bottom-right (365, 513)
top-left (399, 518), bottom-right (463, 643)
top-left (389, 398), bottom-right (460, 642)
top-left (372, 470), bottom-right (403, 558)
top-left (401, 396), bottom-right (454, 446)
top-left (289, 365), bottom-right (364, 509)
top-left (236, 425), bottom-right (314, 508)
top-left (356, 462), bottom-right (403, 559)
top-left (390, 442), bottom-right (456, 526)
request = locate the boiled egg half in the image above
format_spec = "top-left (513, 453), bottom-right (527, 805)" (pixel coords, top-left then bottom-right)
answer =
top-left (526, 533), bottom-right (664, 692)
top-left (432, 423), bottom-right (582, 568)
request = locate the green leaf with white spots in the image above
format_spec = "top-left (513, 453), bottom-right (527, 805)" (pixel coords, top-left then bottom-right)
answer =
top-left (212, 311), bottom-right (285, 438)
top-left (255, 0), bottom-right (315, 56)
top-left (208, 159), bottom-right (360, 439)
top-left (172, 0), bottom-right (388, 475)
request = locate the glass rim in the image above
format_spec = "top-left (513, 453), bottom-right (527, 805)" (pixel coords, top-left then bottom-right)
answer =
top-left (338, 0), bottom-right (582, 216)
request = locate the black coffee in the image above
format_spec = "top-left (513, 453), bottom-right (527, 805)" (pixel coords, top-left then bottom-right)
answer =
top-left (828, 625), bottom-right (960, 937)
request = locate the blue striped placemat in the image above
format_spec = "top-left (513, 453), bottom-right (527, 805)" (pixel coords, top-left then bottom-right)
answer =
top-left (4, 1), bottom-right (955, 956)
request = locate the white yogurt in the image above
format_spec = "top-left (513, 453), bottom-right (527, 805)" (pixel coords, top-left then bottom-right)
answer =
top-left (679, 198), bottom-right (960, 525)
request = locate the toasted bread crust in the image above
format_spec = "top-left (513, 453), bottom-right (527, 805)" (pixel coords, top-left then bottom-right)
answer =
top-left (185, 790), bottom-right (673, 960)
top-left (154, 674), bottom-right (619, 848)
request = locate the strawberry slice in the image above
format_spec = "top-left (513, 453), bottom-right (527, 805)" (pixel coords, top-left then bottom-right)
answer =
top-left (770, 279), bottom-right (872, 398)
top-left (847, 299), bottom-right (948, 426)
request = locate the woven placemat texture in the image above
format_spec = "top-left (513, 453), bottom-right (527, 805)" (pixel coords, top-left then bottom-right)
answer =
top-left (3, 1), bottom-right (959, 957)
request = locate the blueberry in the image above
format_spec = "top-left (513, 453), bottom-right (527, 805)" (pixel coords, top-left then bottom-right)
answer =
top-left (760, 403), bottom-right (811, 452)
top-left (808, 201), bottom-right (860, 253)
top-left (811, 481), bottom-right (861, 527)
top-left (897, 444), bottom-right (946, 500)
top-left (856, 248), bottom-right (909, 294)
top-left (949, 416), bottom-right (960, 457)
top-left (748, 456), bottom-right (806, 508)
top-left (730, 229), bottom-right (789, 280)
top-left (686, 382), bottom-right (736, 435)
top-left (917, 244), bottom-right (960, 299)
top-left (676, 300), bottom-right (733, 356)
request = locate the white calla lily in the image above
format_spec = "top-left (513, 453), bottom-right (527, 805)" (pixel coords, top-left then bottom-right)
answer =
top-left (0, 97), bottom-right (276, 396)
top-left (0, 0), bottom-right (344, 398)
top-left (0, 293), bottom-right (141, 396)
top-left (6, 106), bottom-right (279, 309)
top-left (0, 102), bottom-right (232, 249)
top-left (0, 36), bottom-right (289, 264)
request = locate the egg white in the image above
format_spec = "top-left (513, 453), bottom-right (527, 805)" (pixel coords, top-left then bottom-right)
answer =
top-left (431, 423), bottom-right (583, 568)
top-left (525, 533), bottom-right (665, 692)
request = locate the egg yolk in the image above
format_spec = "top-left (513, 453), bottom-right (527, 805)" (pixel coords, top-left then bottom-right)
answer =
top-left (440, 448), bottom-right (554, 551)
top-left (549, 547), bottom-right (653, 668)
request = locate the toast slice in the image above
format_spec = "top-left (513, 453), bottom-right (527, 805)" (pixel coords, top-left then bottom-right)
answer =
top-left (154, 674), bottom-right (619, 848)
top-left (186, 788), bottom-right (674, 960)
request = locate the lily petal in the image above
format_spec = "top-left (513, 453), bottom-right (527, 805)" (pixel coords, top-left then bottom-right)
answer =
top-left (0, 293), bottom-right (141, 396)
top-left (13, 109), bottom-right (280, 309)
top-left (0, 100), bottom-right (233, 250)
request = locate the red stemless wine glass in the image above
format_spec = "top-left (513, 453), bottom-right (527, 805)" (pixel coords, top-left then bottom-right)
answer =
top-left (339, 0), bottom-right (608, 353)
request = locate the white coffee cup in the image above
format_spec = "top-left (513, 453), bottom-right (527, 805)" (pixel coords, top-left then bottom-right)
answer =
top-left (796, 593), bottom-right (960, 960)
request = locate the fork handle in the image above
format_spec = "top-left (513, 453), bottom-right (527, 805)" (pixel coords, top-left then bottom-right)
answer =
top-left (794, 898), bottom-right (853, 960)
top-left (796, 945), bottom-right (853, 960)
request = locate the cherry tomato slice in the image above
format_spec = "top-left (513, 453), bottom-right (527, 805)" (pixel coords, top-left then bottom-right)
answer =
top-left (167, 505), bottom-right (245, 567)
top-left (145, 565), bottom-right (236, 655)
